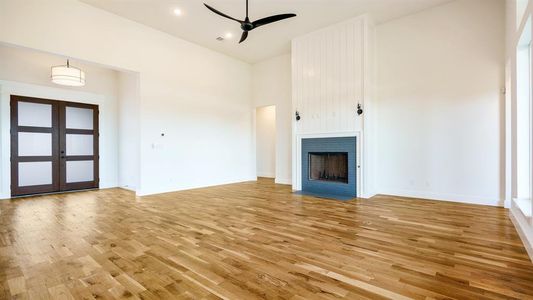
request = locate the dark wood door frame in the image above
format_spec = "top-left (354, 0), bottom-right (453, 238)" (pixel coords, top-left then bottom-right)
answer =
top-left (10, 96), bottom-right (60, 196)
top-left (10, 95), bottom-right (99, 197)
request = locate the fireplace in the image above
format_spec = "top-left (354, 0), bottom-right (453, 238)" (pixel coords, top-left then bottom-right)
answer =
top-left (301, 137), bottom-right (356, 198)
top-left (308, 152), bottom-right (348, 183)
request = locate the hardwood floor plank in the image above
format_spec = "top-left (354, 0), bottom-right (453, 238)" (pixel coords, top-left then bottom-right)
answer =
top-left (0, 178), bottom-right (532, 299)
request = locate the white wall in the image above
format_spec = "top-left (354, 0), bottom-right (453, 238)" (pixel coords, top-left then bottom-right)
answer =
top-left (376, 0), bottom-right (505, 206)
top-left (0, 0), bottom-right (254, 196)
top-left (118, 72), bottom-right (140, 191)
top-left (256, 106), bottom-right (276, 178)
top-left (252, 54), bottom-right (292, 184)
top-left (0, 45), bottom-right (119, 198)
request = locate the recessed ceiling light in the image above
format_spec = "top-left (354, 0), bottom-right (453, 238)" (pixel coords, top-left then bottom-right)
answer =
top-left (173, 8), bottom-right (182, 16)
top-left (225, 32), bottom-right (233, 39)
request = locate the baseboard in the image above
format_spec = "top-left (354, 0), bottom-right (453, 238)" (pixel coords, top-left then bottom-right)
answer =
top-left (275, 177), bottom-right (292, 185)
top-left (509, 206), bottom-right (533, 263)
top-left (362, 191), bottom-right (377, 199)
top-left (378, 188), bottom-right (504, 207)
top-left (257, 172), bottom-right (275, 178)
top-left (504, 199), bottom-right (512, 209)
top-left (100, 181), bottom-right (118, 189)
top-left (119, 186), bottom-right (136, 192)
top-left (136, 177), bottom-right (256, 197)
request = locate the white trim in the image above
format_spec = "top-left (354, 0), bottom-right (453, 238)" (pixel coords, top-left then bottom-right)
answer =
top-left (119, 186), bottom-right (136, 192)
top-left (293, 131), bottom-right (363, 198)
top-left (514, 197), bottom-right (533, 217)
top-left (505, 198), bottom-right (512, 209)
top-left (275, 177), bottom-right (292, 185)
top-left (510, 205), bottom-right (533, 263)
top-left (136, 177), bottom-right (256, 197)
top-left (380, 188), bottom-right (506, 207)
top-left (257, 172), bottom-right (275, 178)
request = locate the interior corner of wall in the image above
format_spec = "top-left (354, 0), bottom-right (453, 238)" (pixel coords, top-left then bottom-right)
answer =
top-left (0, 192), bottom-right (10, 200)
top-left (361, 190), bottom-right (377, 199)
top-left (504, 198), bottom-right (512, 208)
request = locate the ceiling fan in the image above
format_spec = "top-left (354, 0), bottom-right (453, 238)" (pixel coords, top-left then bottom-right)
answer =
top-left (204, 0), bottom-right (297, 43)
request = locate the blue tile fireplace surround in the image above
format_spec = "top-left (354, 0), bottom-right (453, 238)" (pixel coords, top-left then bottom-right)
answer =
top-left (301, 137), bottom-right (357, 199)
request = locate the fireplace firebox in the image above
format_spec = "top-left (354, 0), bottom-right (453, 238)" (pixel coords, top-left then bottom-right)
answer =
top-left (308, 152), bottom-right (348, 183)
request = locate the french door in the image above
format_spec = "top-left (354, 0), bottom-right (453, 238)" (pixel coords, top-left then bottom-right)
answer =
top-left (10, 95), bottom-right (99, 196)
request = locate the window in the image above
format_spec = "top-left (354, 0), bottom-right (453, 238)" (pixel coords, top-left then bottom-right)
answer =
top-left (515, 17), bottom-right (532, 217)
top-left (517, 0), bottom-right (529, 29)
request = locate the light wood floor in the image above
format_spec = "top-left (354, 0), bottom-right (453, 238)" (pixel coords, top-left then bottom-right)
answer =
top-left (1, 178), bottom-right (532, 299)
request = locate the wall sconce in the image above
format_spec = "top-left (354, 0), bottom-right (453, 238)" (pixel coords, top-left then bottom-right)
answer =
top-left (295, 111), bottom-right (301, 121)
top-left (357, 104), bottom-right (363, 116)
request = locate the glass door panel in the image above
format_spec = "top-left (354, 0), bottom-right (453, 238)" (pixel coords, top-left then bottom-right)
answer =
top-left (17, 102), bottom-right (52, 127)
top-left (66, 134), bottom-right (94, 156)
top-left (18, 162), bottom-right (53, 186)
top-left (18, 132), bottom-right (52, 156)
top-left (66, 161), bottom-right (94, 183)
top-left (65, 106), bottom-right (93, 130)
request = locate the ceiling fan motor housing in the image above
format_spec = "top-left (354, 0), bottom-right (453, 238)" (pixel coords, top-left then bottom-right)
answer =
top-left (242, 22), bottom-right (254, 31)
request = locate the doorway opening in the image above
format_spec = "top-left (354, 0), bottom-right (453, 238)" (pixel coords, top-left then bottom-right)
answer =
top-left (256, 105), bottom-right (276, 179)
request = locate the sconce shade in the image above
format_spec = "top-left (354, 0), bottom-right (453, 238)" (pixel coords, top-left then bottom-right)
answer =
top-left (51, 60), bottom-right (85, 87)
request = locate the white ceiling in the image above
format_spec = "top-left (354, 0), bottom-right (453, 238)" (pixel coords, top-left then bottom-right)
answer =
top-left (81, 0), bottom-right (453, 63)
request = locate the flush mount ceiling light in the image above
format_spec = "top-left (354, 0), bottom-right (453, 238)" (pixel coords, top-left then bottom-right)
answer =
top-left (51, 60), bottom-right (85, 87)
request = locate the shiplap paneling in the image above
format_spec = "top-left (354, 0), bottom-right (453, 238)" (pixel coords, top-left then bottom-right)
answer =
top-left (292, 17), bottom-right (365, 135)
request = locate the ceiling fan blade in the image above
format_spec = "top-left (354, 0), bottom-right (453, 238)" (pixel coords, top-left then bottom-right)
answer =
top-left (204, 3), bottom-right (243, 23)
top-left (252, 14), bottom-right (296, 28)
top-left (239, 31), bottom-right (249, 43)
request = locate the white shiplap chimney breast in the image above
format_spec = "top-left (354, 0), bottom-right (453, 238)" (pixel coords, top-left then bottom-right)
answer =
top-left (291, 15), bottom-right (376, 198)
